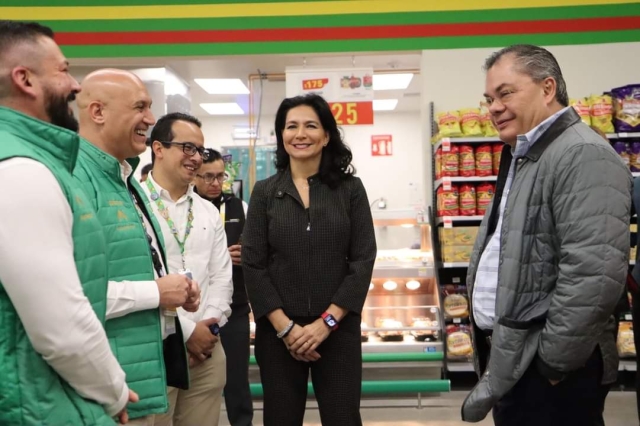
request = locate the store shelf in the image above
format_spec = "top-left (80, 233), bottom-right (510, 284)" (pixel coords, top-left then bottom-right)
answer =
top-left (360, 339), bottom-right (444, 354)
top-left (442, 262), bottom-right (470, 268)
top-left (447, 362), bottom-right (475, 372)
top-left (372, 266), bottom-right (434, 279)
top-left (434, 176), bottom-right (498, 190)
top-left (633, 172), bottom-right (640, 178)
top-left (619, 360), bottom-right (637, 372)
top-left (436, 216), bottom-right (483, 225)
top-left (608, 133), bottom-right (640, 140)
top-left (433, 137), bottom-right (502, 152)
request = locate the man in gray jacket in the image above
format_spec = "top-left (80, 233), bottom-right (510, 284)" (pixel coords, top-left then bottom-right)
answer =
top-left (462, 44), bottom-right (632, 425)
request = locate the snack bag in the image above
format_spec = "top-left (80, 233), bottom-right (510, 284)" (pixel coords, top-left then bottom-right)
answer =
top-left (611, 84), bottom-right (640, 132)
top-left (459, 108), bottom-right (483, 136)
top-left (459, 184), bottom-right (477, 216)
top-left (441, 144), bottom-right (460, 177)
top-left (613, 141), bottom-right (630, 169)
top-left (459, 145), bottom-right (475, 177)
top-left (479, 101), bottom-right (498, 137)
top-left (476, 183), bottom-right (495, 215)
top-left (570, 97), bottom-right (591, 126)
top-left (475, 144), bottom-right (493, 177)
top-left (589, 94), bottom-right (615, 133)
top-left (437, 185), bottom-right (460, 217)
top-left (435, 148), bottom-right (442, 180)
top-left (630, 142), bottom-right (640, 172)
top-left (492, 143), bottom-right (503, 175)
top-left (437, 111), bottom-right (463, 137)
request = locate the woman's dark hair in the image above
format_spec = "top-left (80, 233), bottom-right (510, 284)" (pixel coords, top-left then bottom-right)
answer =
top-left (202, 148), bottom-right (223, 164)
top-left (274, 93), bottom-right (355, 189)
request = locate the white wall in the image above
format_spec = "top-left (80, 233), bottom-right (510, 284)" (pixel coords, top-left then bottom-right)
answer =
top-left (199, 111), bottom-right (424, 210)
top-left (420, 42), bottom-right (640, 207)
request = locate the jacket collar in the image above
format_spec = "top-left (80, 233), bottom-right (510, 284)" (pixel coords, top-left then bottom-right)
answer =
top-left (78, 137), bottom-right (141, 182)
top-left (274, 167), bottom-right (321, 201)
top-left (524, 107), bottom-right (581, 162)
top-left (0, 106), bottom-right (80, 172)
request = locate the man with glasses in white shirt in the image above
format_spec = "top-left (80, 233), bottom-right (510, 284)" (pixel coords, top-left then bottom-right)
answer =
top-left (145, 112), bottom-right (233, 426)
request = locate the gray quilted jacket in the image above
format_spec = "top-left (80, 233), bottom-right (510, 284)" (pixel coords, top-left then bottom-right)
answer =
top-left (462, 108), bottom-right (632, 422)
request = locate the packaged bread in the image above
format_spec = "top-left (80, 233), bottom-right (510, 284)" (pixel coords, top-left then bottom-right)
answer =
top-left (446, 324), bottom-right (473, 360)
top-left (479, 101), bottom-right (498, 137)
top-left (617, 321), bottom-right (636, 358)
top-left (589, 94), bottom-right (614, 134)
top-left (459, 108), bottom-right (483, 136)
top-left (570, 97), bottom-right (591, 126)
top-left (444, 293), bottom-right (469, 318)
top-left (437, 111), bottom-right (463, 137)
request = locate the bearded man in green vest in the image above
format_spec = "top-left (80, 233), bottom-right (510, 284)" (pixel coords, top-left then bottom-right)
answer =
top-left (0, 20), bottom-right (138, 425)
top-left (74, 68), bottom-right (198, 425)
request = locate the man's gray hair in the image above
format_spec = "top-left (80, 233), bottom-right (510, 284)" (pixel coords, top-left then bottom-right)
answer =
top-left (484, 44), bottom-right (568, 107)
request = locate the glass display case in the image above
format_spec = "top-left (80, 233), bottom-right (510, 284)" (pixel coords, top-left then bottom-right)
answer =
top-left (362, 210), bottom-right (443, 355)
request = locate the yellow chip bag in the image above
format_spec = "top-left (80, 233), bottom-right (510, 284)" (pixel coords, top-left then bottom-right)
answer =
top-left (570, 97), bottom-right (591, 126)
top-left (479, 102), bottom-right (498, 137)
top-left (459, 108), bottom-right (483, 136)
top-left (437, 111), bottom-right (462, 137)
top-left (589, 94), bottom-right (614, 133)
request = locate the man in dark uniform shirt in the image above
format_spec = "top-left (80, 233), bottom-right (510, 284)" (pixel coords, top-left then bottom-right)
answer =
top-left (194, 148), bottom-right (253, 426)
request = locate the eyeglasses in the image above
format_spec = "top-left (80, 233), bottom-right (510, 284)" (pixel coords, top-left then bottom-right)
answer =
top-left (160, 141), bottom-right (210, 160)
top-left (196, 172), bottom-right (229, 184)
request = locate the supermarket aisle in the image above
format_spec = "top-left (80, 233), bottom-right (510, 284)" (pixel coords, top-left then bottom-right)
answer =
top-left (220, 391), bottom-right (636, 425)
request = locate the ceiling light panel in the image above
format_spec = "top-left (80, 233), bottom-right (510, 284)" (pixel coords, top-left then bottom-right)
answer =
top-left (373, 99), bottom-right (398, 111)
top-left (200, 103), bottom-right (245, 115)
top-left (194, 78), bottom-right (250, 95)
top-left (373, 73), bottom-right (414, 91)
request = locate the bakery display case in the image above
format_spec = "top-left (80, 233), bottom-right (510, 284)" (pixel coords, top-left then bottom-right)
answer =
top-left (362, 210), bottom-right (443, 355)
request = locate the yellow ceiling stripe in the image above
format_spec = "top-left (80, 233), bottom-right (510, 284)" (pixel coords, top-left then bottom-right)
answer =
top-left (0, 0), bottom-right (633, 21)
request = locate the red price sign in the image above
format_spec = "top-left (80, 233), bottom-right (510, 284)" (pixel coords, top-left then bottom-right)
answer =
top-left (329, 102), bottom-right (373, 126)
top-left (302, 78), bottom-right (329, 90)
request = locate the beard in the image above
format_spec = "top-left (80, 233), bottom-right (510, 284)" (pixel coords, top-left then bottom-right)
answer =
top-left (45, 89), bottom-right (79, 132)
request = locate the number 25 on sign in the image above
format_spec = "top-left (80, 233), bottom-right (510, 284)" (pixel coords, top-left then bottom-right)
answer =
top-left (329, 102), bottom-right (373, 126)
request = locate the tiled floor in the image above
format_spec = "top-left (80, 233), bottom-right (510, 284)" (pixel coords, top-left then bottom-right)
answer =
top-left (219, 391), bottom-right (637, 426)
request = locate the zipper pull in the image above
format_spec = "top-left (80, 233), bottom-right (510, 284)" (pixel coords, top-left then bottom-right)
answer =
top-left (307, 223), bottom-right (311, 231)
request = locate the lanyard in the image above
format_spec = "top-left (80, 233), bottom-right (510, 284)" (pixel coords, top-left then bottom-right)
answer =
top-left (220, 200), bottom-right (226, 224)
top-left (129, 188), bottom-right (166, 278)
top-left (146, 178), bottom-right (194, 269)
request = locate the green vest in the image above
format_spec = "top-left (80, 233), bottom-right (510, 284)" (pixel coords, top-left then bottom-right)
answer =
top-left (73, 139), bottom-right (188, 418)
top-left (0, 107), bottom-right (115, 425)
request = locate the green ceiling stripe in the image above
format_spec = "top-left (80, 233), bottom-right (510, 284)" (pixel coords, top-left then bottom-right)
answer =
top-left (41, 4), bottom-right (640, 33)
top-left (2, 0), bottom-right (329, 5)
top-left (61, 29), bottom-right (640, 58)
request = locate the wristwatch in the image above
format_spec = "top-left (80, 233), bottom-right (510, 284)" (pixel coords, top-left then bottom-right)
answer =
top-left (321, 312), bottom-right (339, 331)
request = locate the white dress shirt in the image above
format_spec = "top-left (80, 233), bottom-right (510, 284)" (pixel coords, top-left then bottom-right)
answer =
top-left (473, 107), bottom-right (570, 330)
top-left (142, 172), bottom-right (233, 341)
top-left (104, 163), bottom-right (176, 339)
top-left (0, 158), bottom-right (129, 416)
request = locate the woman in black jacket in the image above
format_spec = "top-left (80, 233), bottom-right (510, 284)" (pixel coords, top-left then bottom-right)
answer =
top-left (242, 93), bottom-right (376, 426)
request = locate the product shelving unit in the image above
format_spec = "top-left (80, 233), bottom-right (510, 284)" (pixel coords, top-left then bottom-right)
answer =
top-left (428, 102), bottom-right (640, 375)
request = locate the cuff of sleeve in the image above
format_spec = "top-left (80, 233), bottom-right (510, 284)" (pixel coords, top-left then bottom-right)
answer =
top-left (535, 356), bottom-right (567, 381)
top-left (203, 307), bottom-right (228, 327)
top-left (135, 280), bottom-right (161, 310)
top-left (104, 383), bottom-right (129, 417)
top-left (178, 315), bottom-right (197, 343)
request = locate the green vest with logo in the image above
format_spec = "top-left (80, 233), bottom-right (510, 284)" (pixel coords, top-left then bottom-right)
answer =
top-left (73, 139), bottom-right (189, 419)
top-left (0, 106), bottom-right (115, 425)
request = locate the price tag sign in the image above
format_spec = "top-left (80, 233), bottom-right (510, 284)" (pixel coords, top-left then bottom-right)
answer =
top-left (453, 318), bottom-right (461, 324)
top-left (452, 277), bottom-right (461, 283)
top-left (418, 267), bottom-right (427, 277)
top-left (619, 133), bottom-right (629, 138)
top-left (286, 67), bottom-right (374, 126)
top-left (625, 314), bottom-right (633, 321)
top-left (443, 177), bottom-right (452, 191)
top-left (331, 102), bottom-right (373, 126)
top-left (442, 138), bottom-right (451, 152)
top-left (443, 217), bottom-right (453, 228)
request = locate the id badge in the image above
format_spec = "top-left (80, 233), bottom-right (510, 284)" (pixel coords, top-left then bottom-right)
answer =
top-left (164, 315), bottom-right (177, 336)
top-left (178, 268), bottom-right (193, 280)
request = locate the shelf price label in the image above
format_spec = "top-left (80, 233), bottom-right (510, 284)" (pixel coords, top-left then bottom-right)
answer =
top-left (442, 177), bottom-right (452, 191)
top-left (442, 138), bottom-right (451, 152)
top-left (302, 78), bottom-right (329, 90)
top-left (443, 217), bottom-right (453, 228)
top-left (330, 101), bottom-right (373, 125)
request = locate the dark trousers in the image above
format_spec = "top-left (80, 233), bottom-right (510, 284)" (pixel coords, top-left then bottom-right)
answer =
top-left (493, 348), bottom-right (609, 426)
top-left (633, 291), bottom-right (640, 423)
top-left (220, 310), bottom-right (254, 426)
top-left (254, 315), bottom-right (363, 426)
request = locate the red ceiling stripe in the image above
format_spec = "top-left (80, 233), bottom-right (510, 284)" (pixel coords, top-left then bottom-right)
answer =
top-left (54, 16), bottom-right (640, 46)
